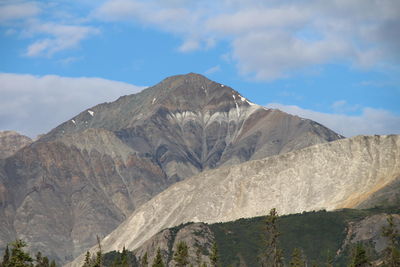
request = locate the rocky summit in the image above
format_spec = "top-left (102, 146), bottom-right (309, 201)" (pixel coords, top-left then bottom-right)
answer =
top-left (0, 73), bottom-right (341, 264)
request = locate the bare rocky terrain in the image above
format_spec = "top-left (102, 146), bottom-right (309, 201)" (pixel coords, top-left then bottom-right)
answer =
top-left (0, 131), bottom-right (32, 159)
top-left (68, 134), bottom-right (400, 266)
top-left (0, 73), bottom-right (341, 264)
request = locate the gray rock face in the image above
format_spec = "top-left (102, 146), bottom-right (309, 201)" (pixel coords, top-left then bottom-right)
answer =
top-left (68, 135), bottom-right (400, 267)
top-left (341, 214), bottom-right (400, 254)
top-left (133, 223), bottom-right (214, 267)
top-left (0, 131), bottom-right (32, 159)
top-left (0, 73), bottom-right (341, 264)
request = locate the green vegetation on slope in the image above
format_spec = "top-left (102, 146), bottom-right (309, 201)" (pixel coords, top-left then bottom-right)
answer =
top-left (211, 207), bottom-right (400, 267)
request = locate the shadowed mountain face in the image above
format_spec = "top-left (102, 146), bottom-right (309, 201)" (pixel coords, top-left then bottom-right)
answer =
top-left (0, 73), bottom-right (341, 264)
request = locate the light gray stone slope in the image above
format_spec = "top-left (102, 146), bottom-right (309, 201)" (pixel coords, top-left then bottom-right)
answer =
top-left (68, 134), bottom-right (400, 266)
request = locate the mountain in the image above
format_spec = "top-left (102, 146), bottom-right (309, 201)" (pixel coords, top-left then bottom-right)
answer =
top-left (68, 135), bottom-right (400, 266)
top-left (0, 73), bottom-right (341, 264)
top-left (0, 131), bottom-right (32, 159)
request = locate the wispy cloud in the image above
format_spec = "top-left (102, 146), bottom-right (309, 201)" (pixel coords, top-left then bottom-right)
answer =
top-left (204, 65), bottom-right (221, 75)
top-left (267, 103), bottom-right (400, 137)
top-left (0, 73), bottom-right (145, 137)
top-left (24, 22), bottom-right (99, 57)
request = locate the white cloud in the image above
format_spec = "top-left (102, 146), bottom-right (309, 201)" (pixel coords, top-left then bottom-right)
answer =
top-left (266, 103), bottom-right (400, 137)
top-left (93, 0), bottom-right (400, 80)
top-left (24, 22), bottom-right (100, 57)
top-left (0, 73), bottom-right (145, 138)
top-left (0, 1), bottom-right (40, 23)
top-left (2, 0), bottom-right (400, 79)
top-left (0, 1), bottom-right (99, 57)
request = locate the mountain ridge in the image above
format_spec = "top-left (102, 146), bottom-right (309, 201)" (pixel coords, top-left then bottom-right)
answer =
top-left (67, 134), bottom-right (400, 267)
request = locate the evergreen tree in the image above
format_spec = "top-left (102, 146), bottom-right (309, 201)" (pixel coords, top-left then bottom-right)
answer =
top-left (348, 243), bottom-right (370, 267)
top-left (111, 253), bottom-right (121, 267)
top-left (121, 246), bottom-right (129, 267)
top-left (210, 242), bottom-right (218, 267)
top-left (2, 245), bottom-right (10, 267)
top-left (382, 215), bottom-right (400, 267)
top-left (263, 208), bottom-right (284, 267)
top-left (42, 257), bottom-right (50, 267)
top-left (290, 248), bottom-right (306, 267)
top-left (93, 236), bottom-right (103, 267)
top-left (49, 260), bottom-right (56, 267)
top-left (7, 239), bottom-right (33, 267)
top-left (325, 250), bottom-right (334, 267)
top-left (151, 248), bottom-right (164, 267)
top-left (35, 251), bottom-right (51, 267)
top-left (82, 251), bottom-right (92, 267)
top-left (141, 252), bottom-right (148, 267)
top-left (173, 241), bottom-right (189, 267)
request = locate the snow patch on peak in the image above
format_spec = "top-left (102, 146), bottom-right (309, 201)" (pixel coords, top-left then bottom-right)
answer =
top-left (221, 84), bottom-right (225, 87)
top-left (71, 120), bottom-right (76, 125)
top-left (152, 98), bottom-right (156, 104)
top-left (88, 110), bottom-right (94, 116)
top-left (246, 100), bottom-right (256, 106)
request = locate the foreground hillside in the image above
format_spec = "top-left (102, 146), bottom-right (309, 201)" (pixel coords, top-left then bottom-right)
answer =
top-left (0, 73), bottom-right (340, 263)
top-left (101, 207), bottom-right (400, 267)
top-left (69, 134), bottom-right (400, 266)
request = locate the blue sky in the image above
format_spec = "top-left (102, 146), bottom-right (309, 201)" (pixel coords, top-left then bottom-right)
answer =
top-left (1, 0), bottom-right (399, 138)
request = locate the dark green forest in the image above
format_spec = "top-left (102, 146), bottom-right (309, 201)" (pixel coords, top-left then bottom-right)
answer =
top-left (1, 207), bottom-right (399, 267)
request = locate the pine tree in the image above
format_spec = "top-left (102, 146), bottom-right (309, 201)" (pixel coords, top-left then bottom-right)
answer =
top-left (82, 251), bottom-right (91, 267)
top-left (263, 208), bottom-right (284, 267)
top-left (121, 246), bottom-right (129, 267)
top-left (290, 248), bottom-right (306, 267)
top-left (2, 245), bottom-right (10, 267)
top-left (325, 250), bottom-right (334, 267)
top-left (210, 242), bottom-right (218, 267)
top-left (42, 257), bottom-right (50, 267)
top-left (7, 239), bottom-right (33, 267)
top-left (141, 252), bottom-right (148, 267)
top-left (49, 260), bottom-right (56, 267)
top-left (35, 251), bottom-right (51, 267)
top-left (348, 243), bottom-right (370, 267)
top-left (151, 248), bottom-right (164, 267)
top-left (173, 241), bottom-right (189, 267)
top-left (382, 215), bottom-right (400, 267)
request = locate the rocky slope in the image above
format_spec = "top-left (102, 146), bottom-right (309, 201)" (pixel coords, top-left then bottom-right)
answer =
top-left (0, 73), bottom-right (341, 264)
top-left (0, 131), bottom-right (32, 159)
top-left (68, 135), bottom-right (400, 266)
top-left (132, 223), bottom-right (214, 267)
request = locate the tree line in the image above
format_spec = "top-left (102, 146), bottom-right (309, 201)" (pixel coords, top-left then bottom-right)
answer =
top-left (0, 239), bottom-right (56, 267)
top-left (0, 209), bottom-right (399, 267)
